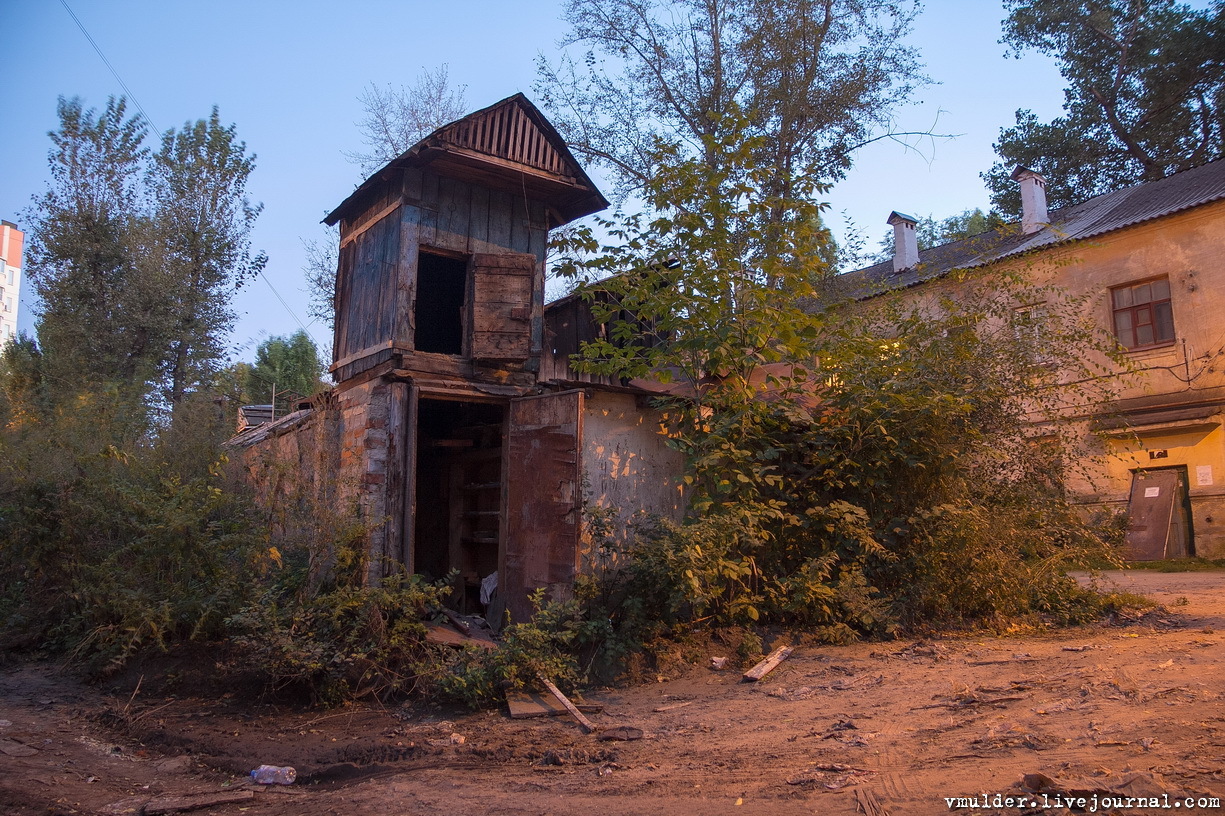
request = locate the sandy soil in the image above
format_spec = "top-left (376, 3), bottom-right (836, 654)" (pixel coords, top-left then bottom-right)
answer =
top-left (2, 570), bottom-right (1224, 816)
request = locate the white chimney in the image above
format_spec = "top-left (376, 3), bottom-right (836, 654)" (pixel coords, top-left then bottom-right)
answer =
top-left (1011, 166), bottom-right (1049, 235)
top-left (887, 211), bottom-right (919, 272)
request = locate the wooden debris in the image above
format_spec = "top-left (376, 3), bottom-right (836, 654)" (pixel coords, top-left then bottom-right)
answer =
top-left (440, 608), bottom-right (472, 637)
top-left (506, 689), bottom-right (603, 719)
top-left (98, 797), bottom-right (147, 816)
top-left (652, 700), bottom-right (695, 713)
top-left (0, 738), bottom-right (38, 757)
top-left (855, 787), bottom-right (891, 816)
top-left (910, 695), bottom-right (1025, 711)
top-left (537, 673), bottom-right (596, 734)
top-left (142, 790), bottom-right (254, 815)
top-left (742, 646), bottom-right (793, 682)
top-left (597, 726), bottom-right (643, 741)
top-left (424, 622), bottom-right (497, 650)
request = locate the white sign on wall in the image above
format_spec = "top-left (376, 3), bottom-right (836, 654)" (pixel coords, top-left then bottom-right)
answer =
top-left (1197, 465), bottom-right (1213, 486)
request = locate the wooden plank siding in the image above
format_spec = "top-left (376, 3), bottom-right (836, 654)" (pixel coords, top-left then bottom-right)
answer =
top-left (333, 167), bottom-right (549, 381)
top-left (440, 100), bottom-right (570, 177)
top-left (334, 208), bottom-right (401, 363)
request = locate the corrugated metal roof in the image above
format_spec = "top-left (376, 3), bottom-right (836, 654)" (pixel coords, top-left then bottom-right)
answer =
top-left (839, 159), bottom-right (1225, 298)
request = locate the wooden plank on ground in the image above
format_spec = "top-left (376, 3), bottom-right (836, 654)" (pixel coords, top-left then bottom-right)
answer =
top-left (742, 645), bottom-right (794, 682)
top-left (506, 689), bottom-right (604, 719)
top-left (855, 787), bottom-right (891, 816)
top-left (143, 790), bottom-right (254, 815)
top-left (424, 622), bottom-right (497, 650)
top-left (537, 673), bottom-right (596, 733)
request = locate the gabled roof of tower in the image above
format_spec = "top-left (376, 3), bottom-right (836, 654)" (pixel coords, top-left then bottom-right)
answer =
top-left (325, 93), bottom-right (608, 229)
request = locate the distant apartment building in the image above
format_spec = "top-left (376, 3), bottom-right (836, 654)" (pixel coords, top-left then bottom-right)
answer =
top-left (0, 221), bottom-right (22, 345)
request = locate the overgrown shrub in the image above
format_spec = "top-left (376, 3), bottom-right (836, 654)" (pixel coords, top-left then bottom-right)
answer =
top-left (436, 596), bottom-right (581, 709)
top-left (0, 387), bottom-right (262, 672)
top-left (227, 573), bottom-right (451, 704)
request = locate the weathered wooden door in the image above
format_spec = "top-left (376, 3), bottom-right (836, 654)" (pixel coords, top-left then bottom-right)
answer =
top-left (468, 252), bottom-right (536, 362)
top-left (1124, 469), bottom-right (1183, 560)
top-left (502, 390), bottom-right (583, 625)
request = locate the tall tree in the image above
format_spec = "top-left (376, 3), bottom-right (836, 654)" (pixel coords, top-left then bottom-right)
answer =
top-left (344, 65), bottom-right (468, 175)
top-left (25, 97), bottom-right (262, 410)
top-left (985, 0), bottom-right (1225, 217)
top-left (536, 0), bottom-right (926, 202)
top-left (150, 108), bottom-right (264, 405)
top-left (26, 97), bottom-right (162, 400)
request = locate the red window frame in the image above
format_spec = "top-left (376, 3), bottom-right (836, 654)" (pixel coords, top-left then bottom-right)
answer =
top-left (1111, 277), bottom-right (1175, 350)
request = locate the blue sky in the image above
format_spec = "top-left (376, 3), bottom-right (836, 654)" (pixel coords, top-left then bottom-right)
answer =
top-left (1, 0), bottom-right (1068, 361)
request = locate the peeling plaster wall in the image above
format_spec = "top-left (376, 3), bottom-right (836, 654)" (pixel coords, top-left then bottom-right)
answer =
top-left (580, 390), bottom-right (686, 551)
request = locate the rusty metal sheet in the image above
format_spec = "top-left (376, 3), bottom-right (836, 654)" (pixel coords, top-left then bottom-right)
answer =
top-left (1124, 469), bottom-right (1180, 560)
top-left (503, 390), bottom-right (583, 624)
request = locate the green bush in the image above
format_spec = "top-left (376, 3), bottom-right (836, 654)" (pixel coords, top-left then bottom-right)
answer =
top-left (227, 573), bottom-right (451, 704)
top-left (0, 387), bottom-right (263, 672)
top-left (436, 596), bottom-right (581, 709)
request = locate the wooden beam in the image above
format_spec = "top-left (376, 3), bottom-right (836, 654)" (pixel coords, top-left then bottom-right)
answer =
top-left (742, 645), bottom-right (794, 682)
top-left (339, 197), bottom-right (405, 247)
top-left (538, 673), bottom-right (596, 733)
top-left (506, 689), bottom-right (604, 719)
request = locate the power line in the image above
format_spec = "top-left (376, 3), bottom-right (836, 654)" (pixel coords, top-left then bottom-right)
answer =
top-left (58, 0), bottom-right (159, 133)
top-left (258, 270), bottom-right (326, 349)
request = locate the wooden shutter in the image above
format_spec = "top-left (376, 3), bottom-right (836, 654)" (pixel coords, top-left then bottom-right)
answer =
top-left (469, 252), bottom-right (536, 361)
top-left (502, 390), bottom-right (583, 624)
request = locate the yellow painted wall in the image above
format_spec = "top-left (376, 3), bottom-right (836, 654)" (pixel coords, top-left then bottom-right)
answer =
top-left (885, 198), bottom-right (1225, 557)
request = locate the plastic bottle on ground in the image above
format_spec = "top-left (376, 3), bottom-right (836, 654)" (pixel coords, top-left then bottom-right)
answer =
top-left (250, 765), bottom-right (297, 785)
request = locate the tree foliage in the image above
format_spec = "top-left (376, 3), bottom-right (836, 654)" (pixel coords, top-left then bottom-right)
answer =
top-left (150, 110), bottom-right (265, 405)
top-left (241, 330), bottom-right (326, 412)
top-left (25, 96), bottom-right (262, 409)
top-left (985, 0), bottom-right (1225, 217)
top-left (556, 101), bottom-right (1124, 640)
top-left (301, 231), bottom-right (339, 333)
top-left (536, 0), bottom-right (927, 202)
top-left (876, 208), bottom-right (1004, 261)
top-left (27, 97), bottom-right (157, 401)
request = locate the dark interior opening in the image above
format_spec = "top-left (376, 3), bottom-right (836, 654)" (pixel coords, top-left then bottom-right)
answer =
top-left (415, 250), bottom-right (467, 354)
top-left (413, 398), bottom-right (504, 612)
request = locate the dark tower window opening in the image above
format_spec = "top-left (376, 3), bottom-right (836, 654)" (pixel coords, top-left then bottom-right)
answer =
top-left (416, 250), bottom-right (467, 354)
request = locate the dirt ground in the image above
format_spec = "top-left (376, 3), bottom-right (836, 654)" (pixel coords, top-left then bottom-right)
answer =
top-left (2, 570), bottom-right (1224, 816)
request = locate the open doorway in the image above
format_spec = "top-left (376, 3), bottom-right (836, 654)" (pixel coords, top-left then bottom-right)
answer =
top-left (1124, 466), bottom-right (1194, 560)
top-left (412, 398), bottom-right (504, 611)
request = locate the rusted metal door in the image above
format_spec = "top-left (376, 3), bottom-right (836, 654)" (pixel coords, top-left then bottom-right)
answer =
top-left (468, 252), bottom-right (536, 361)
top-left (502, 390), bottom-right (583, 625)
top-left (1124, 469), bottom-right (1182, 560)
